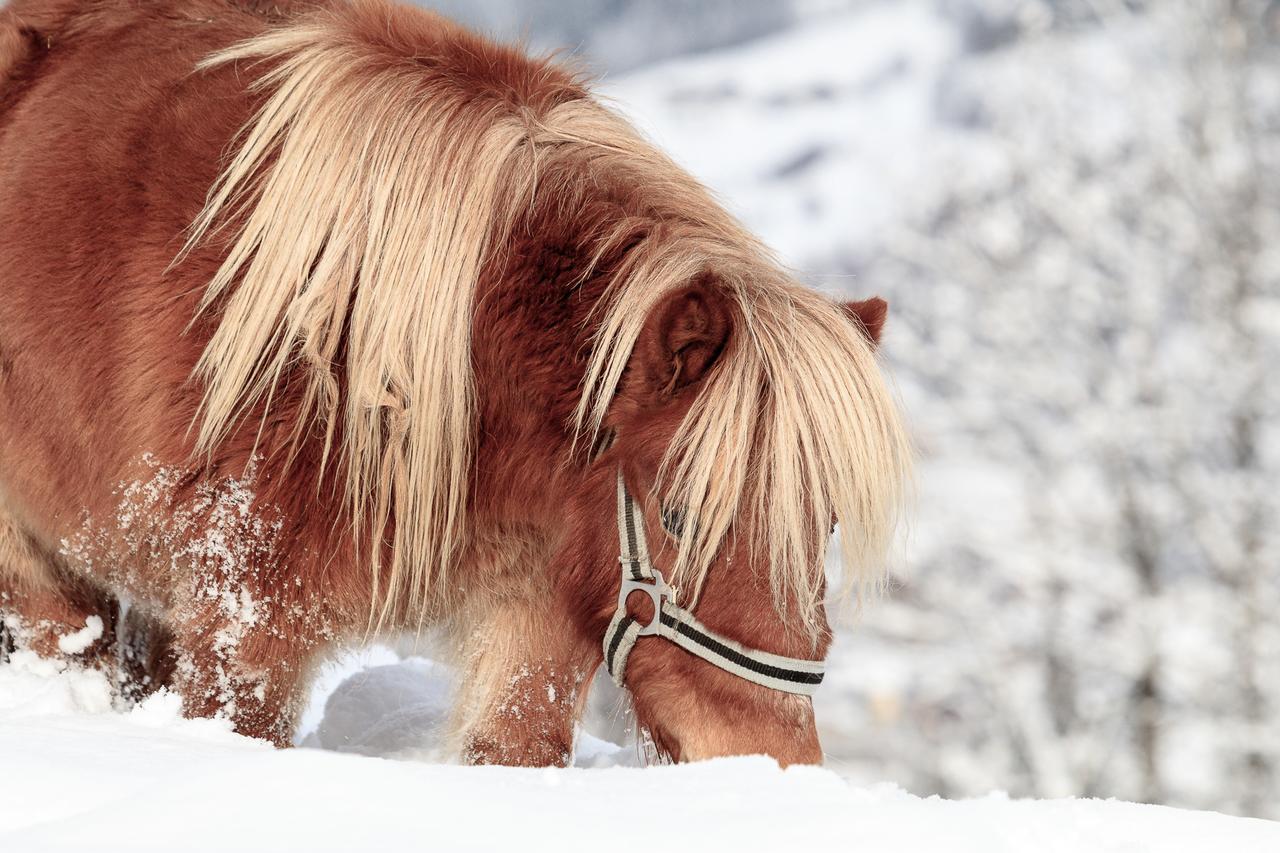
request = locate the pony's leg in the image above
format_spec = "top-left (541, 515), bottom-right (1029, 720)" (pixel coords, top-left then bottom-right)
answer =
top-left (448, 587), bottom-right (598, 766)
top-left (116, 603), bottom-right (178, 703)
top-left (0, 513), bottom-right (175, 702)
top-left (0, 515), bottom-right (117, 667)
top-left (164, 587), bottom-right (335, 747)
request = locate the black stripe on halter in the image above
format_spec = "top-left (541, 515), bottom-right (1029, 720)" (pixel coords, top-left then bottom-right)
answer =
top-left (658, 610), bottom-right (824, 687)
top-left (623, 499), bottom-right (645, 581)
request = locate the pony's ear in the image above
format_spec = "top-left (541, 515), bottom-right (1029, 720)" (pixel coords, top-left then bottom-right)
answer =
top-left (634, 282), bottom-right (732, 400)
top-left (842, 297), bottom-right (888, 347)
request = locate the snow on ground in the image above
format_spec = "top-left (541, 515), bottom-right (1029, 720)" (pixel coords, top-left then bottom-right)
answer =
top-left (3, 650), bottom-right (1278, 852)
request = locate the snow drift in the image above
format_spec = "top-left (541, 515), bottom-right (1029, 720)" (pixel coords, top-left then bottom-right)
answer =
top-left (2, 650), bottom-right (1277, 852)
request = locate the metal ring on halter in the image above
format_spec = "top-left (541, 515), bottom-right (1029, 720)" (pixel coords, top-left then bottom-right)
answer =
top-left (617, 571), bottom-right (671, 637)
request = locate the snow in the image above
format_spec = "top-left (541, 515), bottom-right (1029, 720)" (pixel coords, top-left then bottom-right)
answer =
top-left (601, 4), bottom-right (960, 267)
top-left (54, 615), bottom-right (103, 656)
top-left (3, 650), bottom-right (1278, 852)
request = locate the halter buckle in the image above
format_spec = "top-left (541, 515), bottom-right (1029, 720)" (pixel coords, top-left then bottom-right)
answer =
top-left (618, 570), bottom-right (671, 637)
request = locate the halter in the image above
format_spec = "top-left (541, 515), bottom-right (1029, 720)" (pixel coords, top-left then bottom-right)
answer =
top-left (602, 471), bottom-right (826, 696)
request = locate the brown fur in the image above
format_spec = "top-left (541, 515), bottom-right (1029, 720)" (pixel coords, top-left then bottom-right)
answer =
top-left (0, 0), bottom-right (907, 764)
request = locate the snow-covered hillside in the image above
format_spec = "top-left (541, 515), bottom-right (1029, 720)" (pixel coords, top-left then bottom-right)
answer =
top-left (602, 2), bottom-right (957, 266)
top-left (4, 651), bottom-right (1278, 852)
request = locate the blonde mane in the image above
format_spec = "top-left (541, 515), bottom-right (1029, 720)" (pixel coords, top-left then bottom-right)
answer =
top-left (577, 236), bottom-right (912, 636)
top-left (185, 0), bottom-right (910, 632)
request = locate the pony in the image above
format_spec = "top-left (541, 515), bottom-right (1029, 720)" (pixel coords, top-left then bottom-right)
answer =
top-left (0, 0), bottom-right (909, 765)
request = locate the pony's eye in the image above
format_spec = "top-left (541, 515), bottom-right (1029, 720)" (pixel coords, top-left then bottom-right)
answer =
top-left (660, 504), bottom-right (688, 540)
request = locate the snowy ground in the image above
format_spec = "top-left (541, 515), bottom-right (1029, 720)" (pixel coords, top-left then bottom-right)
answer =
top-left (4, 650), bottom-right (1279, 853)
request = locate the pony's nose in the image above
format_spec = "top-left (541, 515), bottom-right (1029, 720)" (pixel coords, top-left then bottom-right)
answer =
top-left (680, 729), bottom-right (822, 767)
top-left (661, 691), bottom-right (823, 767)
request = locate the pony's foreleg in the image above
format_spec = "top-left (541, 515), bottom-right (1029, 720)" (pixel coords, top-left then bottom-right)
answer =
top-left (0, 516), bottom-right (117, 667)
top-left (115, 604), bottom-right (178, 703)
top-left (166, 587), bottom-right (337, 747)
top-left (448, 591), bottom-right (599, 766)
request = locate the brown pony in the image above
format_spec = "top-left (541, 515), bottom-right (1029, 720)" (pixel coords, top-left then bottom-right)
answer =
top-left (0, 0), bottom-right (909, 765)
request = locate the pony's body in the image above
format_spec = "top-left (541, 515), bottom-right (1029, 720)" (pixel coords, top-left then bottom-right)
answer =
top-left (0, 0), bottom-right (908, 764)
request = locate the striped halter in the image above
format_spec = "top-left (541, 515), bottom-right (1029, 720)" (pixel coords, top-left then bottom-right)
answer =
top-left (602, 471), bottom-right (826, 696)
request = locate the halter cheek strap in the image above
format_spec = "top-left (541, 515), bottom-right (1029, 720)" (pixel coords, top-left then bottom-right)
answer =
top-left (602, 471), bottom-right (826, 696)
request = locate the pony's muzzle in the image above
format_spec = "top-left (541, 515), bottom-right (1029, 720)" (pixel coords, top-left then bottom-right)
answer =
top-left (633, 662), bottom-right (824, 767)
top-left (674, 698), bottom-right (821, 767)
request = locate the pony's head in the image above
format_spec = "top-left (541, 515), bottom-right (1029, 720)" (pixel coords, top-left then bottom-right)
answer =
top-left (185, 0), bottom-right (910, 765)
top-left (560, 267), bottom-right (906, 765)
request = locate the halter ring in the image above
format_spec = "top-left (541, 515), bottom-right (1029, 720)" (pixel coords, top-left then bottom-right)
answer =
top-left (617, 570), bottom-right (671, 637)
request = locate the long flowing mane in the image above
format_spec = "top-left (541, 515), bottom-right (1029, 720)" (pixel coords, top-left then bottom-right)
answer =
top-left (185, 0), bottom-right (910, 632)
top-left (579, 245), bottom-right (912, 635)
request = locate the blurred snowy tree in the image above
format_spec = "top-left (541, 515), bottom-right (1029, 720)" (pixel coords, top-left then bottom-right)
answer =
top-left (417, 0), bottom-right (800, 71)
top-left (846, 0), bottom-right (1280, 818)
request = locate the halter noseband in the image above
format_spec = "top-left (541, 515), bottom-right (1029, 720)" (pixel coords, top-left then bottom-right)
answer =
top-left (602, 471), bottom-right (826, 696)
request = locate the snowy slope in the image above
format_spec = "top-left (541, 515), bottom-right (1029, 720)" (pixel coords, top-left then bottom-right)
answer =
top-left (3, 652), bottom-right (1279, 852)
